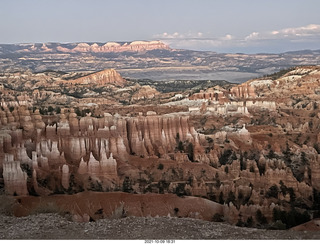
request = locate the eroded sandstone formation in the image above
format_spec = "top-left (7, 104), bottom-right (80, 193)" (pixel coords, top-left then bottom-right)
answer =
top-left (1, 65), bottom-right (320, 228)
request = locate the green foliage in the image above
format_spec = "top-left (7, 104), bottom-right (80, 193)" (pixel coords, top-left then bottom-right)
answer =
top-left (175, 183), bottom-right (187, 197)
top-left (186, 142), bottom-right (194, 162)
top-left (219, 192), bottom-right (224, 204)
top-left (267, 149), bottom-right (276, 159)
top-left (157, 163), bottom-right (164, 170)
top-left (89, 180), bottom-right (103, 192)
top-left (288, 187), bottom-right (296, 203)
top-left (300, 152), bottom-right (308, 165)
top-left (266, 185), bottom-right (279, 198)
top-left (256, 209), bottom-right (268, 225)
top-left (240, 153), bottom-right (246, 171)
top-left (246, 217), bottom-right (254, 227)
top-left (263, 67), bottom-right (295, 80)
top-left (212, 213), bottom-right (224, 222)
top-left (122, 176), bottom-right (133, 193)
top-left (236, 219), bottom-right (246, 227)
top-left (226, 191), bottom-right (236, 205)
top-left (269, 220), bottom-right (287, 230)
top-left (55, 107), bottom-right (61, 114)
top-left (312, 188), bottom-right (320, 210)
top-left (177, 141), bottom-right (184, 152)
top-left (257, 162), bottom-right (266, 175)
top-left (272, 208), bottom-right (311, 229)
top-left (219, 149), bottom-right (234, 165)
top-left (157, 180), bottom-right (170, 194)
top-left (39, 107), bottom-right (47, 115)
top-left (47, 106), bottom-right (54, 113)
top-left (206, 137), bottom-right (213, 144)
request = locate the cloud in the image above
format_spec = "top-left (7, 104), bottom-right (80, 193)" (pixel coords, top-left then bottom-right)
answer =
top-left (153, 24), bottom-right (320, 52)
top-left (154, 31), bottom-right (205, 40)
top-left (245, 24), bottom-right (320, 41)
top-left (153, 32), bottom-right (235, 50)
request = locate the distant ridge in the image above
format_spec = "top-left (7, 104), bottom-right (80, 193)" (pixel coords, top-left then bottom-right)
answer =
top-left (0, 40), bottom-right (170, 54)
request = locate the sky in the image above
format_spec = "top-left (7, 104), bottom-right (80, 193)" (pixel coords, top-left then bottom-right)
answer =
top-left (1, 0), bottom-right (320, 53)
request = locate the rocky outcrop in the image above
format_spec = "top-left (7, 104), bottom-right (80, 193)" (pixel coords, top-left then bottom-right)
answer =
top-left (64, 69), bottom-right (126, 87)
top-left (131, 85), bottom-right (160, 101)
top-left (230, 84), bottom-right (256, 98)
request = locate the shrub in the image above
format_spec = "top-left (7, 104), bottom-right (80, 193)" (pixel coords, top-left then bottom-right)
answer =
top-left (267, 149), bottom-right (276, 159)
top-left (175, 183), bottom-right (187, 197)
top-left (186, 142), bottom-right (194, 162)
top-left (269, 220), bottom-right (287, 230)
top-left (246, 216), bottom-right (254, 227)
top-left (266, 185), bottom-right (279, 198)
top-left (122, 176), bottom-right (133, 193)
top-left (212, 213), bottom-right (224, 222)
top-left (219, 192), bottom-right (224, 204)
top-left (157, 163), bottom-right (164, 170)
top-left (219, 149), bottom-right (233, 165)
top-left (257, 163), bottom-right (266, 175)
top-left (177, 141), bottom-right (184, 152)
top-left (110, 201), bottom-right (127, 219)
top-left (236, 219), bottom-right (246, 227)
top-left (158, 180), bottom-right (170, 194)
top-left (226, 191), bottom-right (236, 205)
top-left (272, 208), bottom-right (311, 229)
top-left (48, 106), bottom-right (54, 113)
top-left (256, 209), bottom-right (268, 225)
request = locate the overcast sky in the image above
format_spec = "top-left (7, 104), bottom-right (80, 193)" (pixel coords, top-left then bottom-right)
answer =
top-left (1, 0), bottom-right (320, 53)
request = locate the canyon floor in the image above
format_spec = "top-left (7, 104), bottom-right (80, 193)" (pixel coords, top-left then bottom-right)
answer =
top-left (1, 213), bottom-right (320, 240)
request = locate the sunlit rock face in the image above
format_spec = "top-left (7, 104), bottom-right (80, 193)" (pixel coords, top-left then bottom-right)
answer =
top-left (62, 69), bottom-right (127, 87)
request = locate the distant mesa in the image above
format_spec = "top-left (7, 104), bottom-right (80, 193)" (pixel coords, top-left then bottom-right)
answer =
top-left (63, 69), bottom-right (127, 87)
top-left (73, 40), bottom-right (170, 53)
top-left (14, 40), bottom-right (171, 54)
